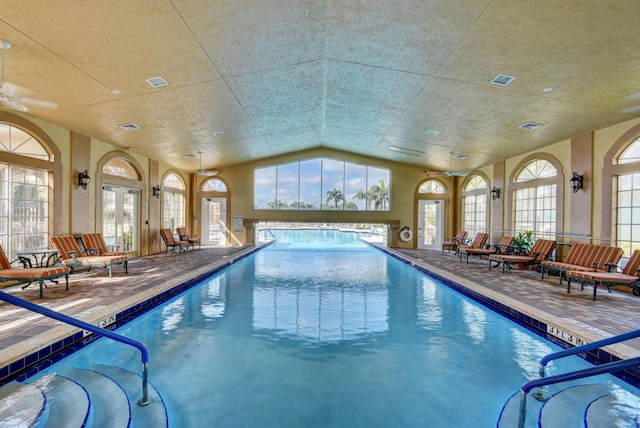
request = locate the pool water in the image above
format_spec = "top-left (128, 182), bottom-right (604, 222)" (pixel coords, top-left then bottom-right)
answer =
top-left (30, 230), bottom-right (637, 426)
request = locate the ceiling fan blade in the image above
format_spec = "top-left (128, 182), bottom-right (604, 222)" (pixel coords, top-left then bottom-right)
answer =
top-left (12, 95), bottom-right (57, 110)
top-left (0, 96), bottom-right (28, 112)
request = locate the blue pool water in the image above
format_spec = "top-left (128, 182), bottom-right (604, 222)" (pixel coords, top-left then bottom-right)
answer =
top-left (28, 230), bottom-right (637, 426)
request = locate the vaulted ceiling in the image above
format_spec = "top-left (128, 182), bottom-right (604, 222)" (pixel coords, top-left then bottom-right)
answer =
top-left (1, 1), bottom-right (639, 174)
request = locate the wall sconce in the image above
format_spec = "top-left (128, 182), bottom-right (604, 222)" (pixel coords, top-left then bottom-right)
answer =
top-left (153, 185), bottom-right (161, 198)
top-left (490, 186), bottom-right (501, 201)
top-left (569, 171), bottom-right (583, 193)
top-left (78, 169), bottom-right (91, 190)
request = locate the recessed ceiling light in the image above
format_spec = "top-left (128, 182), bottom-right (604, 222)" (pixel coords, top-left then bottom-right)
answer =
top-left (212, 130), bottom-right (225, 137)
top-left (425, 130), bottom-right (440, 136)
top-left (519, 122), bottom-right (544, 131)
top-left (542, 87), bottom-right (554, 93)
top-left (145, 76), bottom-right (168, 88)
top-left (112, 89), bottom-right (121, 95)
top-left (118, 123), bottom-right (140, 131)
top-left (388, 146), bottom-right (424, 156)
top-left (490, 74), bottom-right (516, 86)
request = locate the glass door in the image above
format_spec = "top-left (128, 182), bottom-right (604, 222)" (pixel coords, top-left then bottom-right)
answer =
top-left (417, 200), bottom-right (444, 249)
top-left (202, 198), bottom-right (227, 246)
top-left (103, 186), bottom-right (138, 252)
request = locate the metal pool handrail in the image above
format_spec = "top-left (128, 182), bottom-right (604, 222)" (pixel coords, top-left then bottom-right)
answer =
top-left (517, 328), bottom-right (640, 427)
top-left (0, 291), bottom-right (151, 406)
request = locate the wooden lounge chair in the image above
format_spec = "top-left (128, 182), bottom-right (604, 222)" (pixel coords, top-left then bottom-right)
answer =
top-left (540, 243), bottom-right (623, 284)
top-left (176, 227), bottom-right (201, 251)
top-left (50, 235), bottom-right (128, 277)
top-left (81, 233), bottom-right (127, 256)
top-left (459, 235), bottom-right (513, 263)
top-left (457, 233), bottom-right (489, 261)
top-left (489, 239), bottom-right (557, 273)
top-left (0, 245), bottom-right (71, 298)
top-left (566, 249), bottom-right (640, 300)
top-left (160, 228), bottom-right (188, 254)
top-left (442, 230), bottom-right (468, 253)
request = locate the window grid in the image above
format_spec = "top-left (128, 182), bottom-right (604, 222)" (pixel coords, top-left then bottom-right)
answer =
top-left (616, 172), bottom-right (640, 259)
top-left (163, 191), bottom-right (185, 232)
top-left (513, 184), bottom-right (556, 236)
top-left (463, 194), bottom-right (487, 238)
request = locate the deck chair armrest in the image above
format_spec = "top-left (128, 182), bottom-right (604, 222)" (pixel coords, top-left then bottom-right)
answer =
top-left (592, 261), bottom-right (600, 271)
top-left (86, 247), bottom-right (103, 256)
top-left (12, 256), bottom-right (32, 268)
top-left (66, 250), bottom-right (80, 262)
top-left (532, 251), bottom-right (551, 261)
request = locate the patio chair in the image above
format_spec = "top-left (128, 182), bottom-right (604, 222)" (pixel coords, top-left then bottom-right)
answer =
top-left (0, 245), bottom-right (71, 298)
top-left (176, 227), bottom-right (201, 251)
top-left (442, 230), bottom-right (468, 253)
top-left (81, 233), bottom-right (127, 256)
top-left (50, 235), bottom-right (128, 277)
top-left (457, 233), bottom-right (489, 261)
top-left (160, 228), bottom-right (188, 254)
top-left (459, 235), bottom-right (513, 263)
top-left (565, 249), bottom-right (640, 300)
top-left (489, 239), bottom-right (557, 273)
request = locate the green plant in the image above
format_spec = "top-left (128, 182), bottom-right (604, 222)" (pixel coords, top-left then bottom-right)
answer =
top-left (512, 230), bottom-right (534, 253)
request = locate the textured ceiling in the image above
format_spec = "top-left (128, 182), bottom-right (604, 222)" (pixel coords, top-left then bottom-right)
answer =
top-left (0, 0), bottom-right (639, 173)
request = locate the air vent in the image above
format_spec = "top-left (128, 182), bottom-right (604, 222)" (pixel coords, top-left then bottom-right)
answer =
top-left (519, 122), bottom-right (543, 131)
top-left (490, 74), bottom-right (516, 86)
top-left (145, 76), bottom-right (168, 88)
top-left (119, 123), bottom-right (140, 131)
top-left (425, 130), bottom-right (440, 136)
top-left (184, 154), bottom-right (196, 159)
top-left (212, 130), bottom-right (225, 137)
top-left (388, 146), bottom-right (424, 156)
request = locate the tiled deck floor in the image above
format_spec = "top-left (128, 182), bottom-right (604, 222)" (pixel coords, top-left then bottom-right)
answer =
top-left (1, 244), bottom-right (640, 379)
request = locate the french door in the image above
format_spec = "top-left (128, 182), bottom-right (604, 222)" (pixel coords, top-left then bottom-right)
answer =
top-left (102, 186), bottom-right (138, 252)
top-left (202, 198), bottom-right (227, 246)
top-left (417, 200), bottom-right (444, 249)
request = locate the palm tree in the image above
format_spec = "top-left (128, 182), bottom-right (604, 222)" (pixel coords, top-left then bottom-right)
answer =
top-left (368, 179), bottom-right (389, 210)
top-left (352, 189), bottom-right (368, 209)
top-left (325, 188), bottom-right (344, 210)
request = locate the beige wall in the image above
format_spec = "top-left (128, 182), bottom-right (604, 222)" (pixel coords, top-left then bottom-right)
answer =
top-left (4, 111), bottom-right (640, 254)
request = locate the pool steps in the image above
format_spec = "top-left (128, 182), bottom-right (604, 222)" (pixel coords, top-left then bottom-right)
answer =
top-left (498, 382), bottom-right (640, 427)
top-left (0, 364), bottom-right (167, 427)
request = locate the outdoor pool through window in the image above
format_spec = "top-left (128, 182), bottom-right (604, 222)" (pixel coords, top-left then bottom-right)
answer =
top-left (24, 229), bottom-right (639, 426)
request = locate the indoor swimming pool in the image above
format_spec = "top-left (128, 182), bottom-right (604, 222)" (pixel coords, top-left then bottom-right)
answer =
top-left (12, 229), bottom-right (640, 426)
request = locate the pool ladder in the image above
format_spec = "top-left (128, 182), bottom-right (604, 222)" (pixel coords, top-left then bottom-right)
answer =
top-left (0, 291), bottom-right (152, 406)
top-left (517, 328), bottom-right (640, 427)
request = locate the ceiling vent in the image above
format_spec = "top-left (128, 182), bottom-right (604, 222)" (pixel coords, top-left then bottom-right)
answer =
top-left (145, 76), bottom-right (168, 88)
top-left (519, 122), bottom-right (543, 131)
top-left (490, 74), bottom-right (516, 86)
top-left (388, 146), bottom-right (424, 156)
top-left (425, 130), bottom-right (440, 136)
top-left (212, 130), bottom-right (225, 137)
top-left (119, 123), bottom-right (141, 131)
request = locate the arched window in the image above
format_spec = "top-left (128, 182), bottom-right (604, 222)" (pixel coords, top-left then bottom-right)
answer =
top-left (202, 178), bottom-right (227, 192)
top-left (513, 159), bottom-right (557, 236)
top-left (418, 180), bottom-right (445, 194)
top-left (0, 124), bottom-right (53, 259)
top-left (162, 173), bottom-right (186, 231)
top-left (614, 136), bottom-right (640, 259)
top-left (103, 158), bottom-right (139, 179)
top-left (462, 175), bottom-right (488, 238)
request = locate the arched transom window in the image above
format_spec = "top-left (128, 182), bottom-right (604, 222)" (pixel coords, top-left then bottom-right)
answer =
top-left (203, 178), bottom-right (227, 192)
top-left (513, 160), bottom-right (557, 236)
top-left (103, 157), bottom-right (139, 179)
top-left (162, 173), bottom-right (186, 231)
top-left (462, 176), bottom-right (488, 238)
top-left (0, 123), bottom-right (52, 161)
top-left (418, 181), bottom-right (445, 194)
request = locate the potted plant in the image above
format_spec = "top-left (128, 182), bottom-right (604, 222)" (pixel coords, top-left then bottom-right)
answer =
top-left (512, 230), bottom-right (534, 254)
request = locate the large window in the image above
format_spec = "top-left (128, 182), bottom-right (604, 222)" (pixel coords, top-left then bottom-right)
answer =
top-left (254, 158), bottom-right (390, 211)
top-left (615, 137), bottom-right (640, 260)
top-left (0, 124), bottom-right (52, 260)
top-left (513, 160), bottom-right (557, 237)
top-left (102, 157), bottom-right (140, 252)
top-left (462, 176), bottom-right (487, 238)
top-left (162, 173), bottom-right (186, 231)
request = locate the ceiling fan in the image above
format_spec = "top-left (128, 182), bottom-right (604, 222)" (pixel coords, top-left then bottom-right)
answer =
top-left (0, 40), bottom-right (57, 112)
top-left (196, 151), bottom-right (220, 176)
top-left (425, 152), bottom-right (469, 177)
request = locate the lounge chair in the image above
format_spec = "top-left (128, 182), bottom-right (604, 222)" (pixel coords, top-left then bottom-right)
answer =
top-left (160, 228), bottom-right (188, 254)
top-left (50, 235), bottom-right (128, 277)
top-left (81, 233), bottom-right (127, 256)
top-left (442, 230), bottom-right (468, 253)
top-left (540, 243), bottom-right (623, 284)
top-left (0, 245), bottom-right (71, 298)
top-left (459, 235), bottom-right (513, 263)
top-left (565, 249), bottom-right (640, 300)
top-left (176, 227), bottom-right (201, 251)
top-left (489, 239), bottom-right (557, 273)
top-left (457, 233), bottom-right (489, 261)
